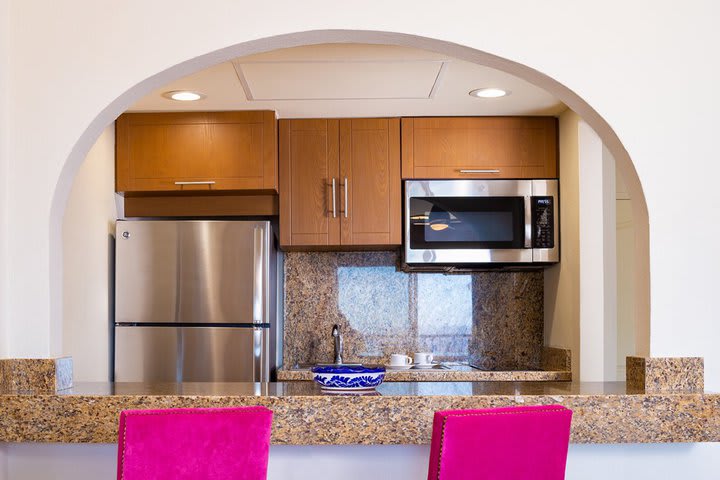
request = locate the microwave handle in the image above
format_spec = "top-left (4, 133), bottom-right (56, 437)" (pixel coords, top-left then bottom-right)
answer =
top-left (524, 196), bottom-right (532, 248)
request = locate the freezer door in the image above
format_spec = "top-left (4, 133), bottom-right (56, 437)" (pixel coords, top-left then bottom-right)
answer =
top-left (114, 326), bottom-right (269, 382)
top-left (115, 220), bottom-right (273, 325)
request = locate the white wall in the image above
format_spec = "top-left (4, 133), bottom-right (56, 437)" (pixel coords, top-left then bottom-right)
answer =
top-left (0, 444), bottom-right (6, 480)
top-left (0, 0), bottom-right (10, 359)
top-left (600, 145), bottom-right (618, 381)
top-left (5, 443), bottom-right (720, 480)
top-left (544, 109), bottom-right (581, 379)
top-left (1, 0), bottom-right (720, 477)
top-left (547, 113), bottom-right (629, 382)
top-left (578, 122), bottom-right (618, 382)
top-left (62, 126), bottom-right (117, 382)
top-left (616, 172), bottom-right (636, 379)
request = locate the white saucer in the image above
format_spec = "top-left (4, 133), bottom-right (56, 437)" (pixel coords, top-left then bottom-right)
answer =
top-left (385, 364), bottom-right (413, 370)
top-left (412, 363), bottom-right (437, 369)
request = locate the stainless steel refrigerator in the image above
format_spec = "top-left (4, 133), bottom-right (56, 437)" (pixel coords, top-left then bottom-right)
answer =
top-left (114, 220), bottom-right (278, 382)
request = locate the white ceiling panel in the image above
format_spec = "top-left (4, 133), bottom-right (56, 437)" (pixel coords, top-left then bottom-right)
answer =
top-left (234, 60), bottom-right (444, 100)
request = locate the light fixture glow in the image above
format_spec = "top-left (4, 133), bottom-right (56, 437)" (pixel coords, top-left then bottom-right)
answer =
top-left (163, 90), bottom-right (206, 102)
top-left (469, 88), bottom-right (510, 98)
top-left (430, 223), bottom-right (450, 231)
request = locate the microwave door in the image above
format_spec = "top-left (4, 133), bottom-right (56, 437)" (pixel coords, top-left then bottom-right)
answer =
top-left (404, 179), bottom-right (558, 265)
top-left (404, 180), bottom-right (535, 264)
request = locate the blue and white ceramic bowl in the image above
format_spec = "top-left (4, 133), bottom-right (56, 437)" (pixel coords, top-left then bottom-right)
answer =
top-left (311, 364), bottom-right (386, 391)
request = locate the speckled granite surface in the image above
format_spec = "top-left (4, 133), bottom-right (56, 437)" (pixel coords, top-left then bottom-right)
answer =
top-left (0, 357), bottom-right (73, 392)
top-left (627, 356), bottom-right (703, 392)
top-left (277, 366), bottom-right (571, 382)
top-left (1, 381), bottom-right (717, 445)
top-left (542, 347), bottom-right (572, 371)
top-left (283, 252), bottom-right (543, 369)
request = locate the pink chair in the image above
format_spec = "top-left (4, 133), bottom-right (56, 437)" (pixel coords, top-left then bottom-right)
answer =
top-left (428, 405), bottom-right (572, 480)
top-left (117, 406), bottom-right (273, 480)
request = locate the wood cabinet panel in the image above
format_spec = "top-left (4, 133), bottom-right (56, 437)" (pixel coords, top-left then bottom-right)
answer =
top-left (401, 117), bottom-right (557, 179)
top-left (280, 118), bottom-right (400, 248)
top-left (279, 119), bottom-right (340, 247)
top-left (116, 111), bottom-right (277, 193)
top-left (124, 194), bottom-right (278, 217)
top-left (339, 118), bottom-right (401, 246)
top-left (209, 123), bottom-right (263, 179)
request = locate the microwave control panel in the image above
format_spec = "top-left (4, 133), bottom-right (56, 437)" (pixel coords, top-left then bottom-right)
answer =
top-left (531, 197), bottom-right (554, 249)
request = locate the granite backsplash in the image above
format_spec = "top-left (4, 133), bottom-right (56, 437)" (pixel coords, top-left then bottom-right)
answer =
top-left (283, 251), bottom-right (544, 369)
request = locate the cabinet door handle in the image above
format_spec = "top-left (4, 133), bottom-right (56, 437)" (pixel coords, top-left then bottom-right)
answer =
top-left (342, 177), bottom-right (349, 218)
top-left (252, 225), bottom-right (265, 323)
top-left (174, 181), bottom-right (216, 185)
top-left (458, 169), bottom-right (500, 174)
top-left (331, 178), bottom-right (337, 218)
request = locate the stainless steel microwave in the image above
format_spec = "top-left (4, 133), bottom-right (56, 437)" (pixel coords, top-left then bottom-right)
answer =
top-left (404, 179), bottom-right (559, 266)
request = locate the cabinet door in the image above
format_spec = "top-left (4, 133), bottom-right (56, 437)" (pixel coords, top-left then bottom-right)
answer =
top-left (279, 119), bottom-right (340, 247)
top-left (207, 111), bottom-right (277, 191)
top-left (117, 113), bottom-right (209, 191)
top-left (401, 117), bottom-right (557, 179)
top-left (339, 118), bottom-right (401, 246)
top-left (116, 111), bottom-right (277, 193)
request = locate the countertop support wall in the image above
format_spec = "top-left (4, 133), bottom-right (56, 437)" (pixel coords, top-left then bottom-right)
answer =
top-left (1, 381), bottom-right (717, 445)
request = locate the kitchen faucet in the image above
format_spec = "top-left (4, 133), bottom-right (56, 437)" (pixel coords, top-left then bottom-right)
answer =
top-left (332, 324), bottom-right (343, 364)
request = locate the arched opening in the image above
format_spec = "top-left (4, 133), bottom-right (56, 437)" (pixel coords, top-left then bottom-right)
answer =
top-left (51, 30), bottom-right (650, 381)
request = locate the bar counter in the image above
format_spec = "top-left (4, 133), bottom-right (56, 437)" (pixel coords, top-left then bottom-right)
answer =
top-left (1, 381), bottom-right (718, 445)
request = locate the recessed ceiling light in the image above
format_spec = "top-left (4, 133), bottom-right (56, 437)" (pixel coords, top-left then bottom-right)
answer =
top-left (162, 90), bottom-right (206, 101)
top-left (469, 88), bottom-right (510, 98)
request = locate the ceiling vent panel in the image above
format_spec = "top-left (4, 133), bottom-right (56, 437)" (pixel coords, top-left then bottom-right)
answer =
top-left (233, 60), bottom-right (445, 100)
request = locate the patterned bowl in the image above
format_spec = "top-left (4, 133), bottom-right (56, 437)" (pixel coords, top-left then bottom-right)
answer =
top-left (311, 364), bottom-right (386, 391)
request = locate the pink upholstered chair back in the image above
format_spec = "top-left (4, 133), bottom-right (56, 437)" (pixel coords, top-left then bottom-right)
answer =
top-left (428, 405), bottom-right (572, 480)
top-left (117, 406), bottom-right (273, 480)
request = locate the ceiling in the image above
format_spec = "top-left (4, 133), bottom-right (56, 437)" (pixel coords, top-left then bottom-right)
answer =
top-left (129, 44), bottom-right (566, 117)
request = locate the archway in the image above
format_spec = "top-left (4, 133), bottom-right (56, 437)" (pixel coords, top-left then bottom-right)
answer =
top-left (50, 29), bottom-right (650, 371)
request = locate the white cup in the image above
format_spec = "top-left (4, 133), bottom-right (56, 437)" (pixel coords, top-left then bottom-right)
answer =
top-left (413, 352), bottom-right (434, 365)
top-left (389, 354), bottom-right (413, 366)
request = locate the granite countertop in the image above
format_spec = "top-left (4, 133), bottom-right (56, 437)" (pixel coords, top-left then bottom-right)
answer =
top-left (276, 365), bottom-right (571, 382)
top-left (1, 381), bottom-right (718, 445)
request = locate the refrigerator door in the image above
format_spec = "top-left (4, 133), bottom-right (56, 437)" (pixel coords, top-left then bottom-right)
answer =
top-left (114, 325), bottom-right (269, 382)
top-left (115, 220), bottom-right (274, 325)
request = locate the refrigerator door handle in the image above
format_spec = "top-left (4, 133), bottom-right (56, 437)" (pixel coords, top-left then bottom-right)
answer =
top-left (253, 225), bottom-right (264, 324)
top-left (253, 327), bottom-right (266, 382)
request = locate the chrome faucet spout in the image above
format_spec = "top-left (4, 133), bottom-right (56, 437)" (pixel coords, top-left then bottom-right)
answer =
top-left (331, 324), bottom-right (343, 364)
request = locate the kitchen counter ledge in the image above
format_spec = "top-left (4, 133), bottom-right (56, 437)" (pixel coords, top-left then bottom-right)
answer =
top-left (1, 381), bottom-right (717, 445)
top-left (277, 366), bottom-right (571, 382)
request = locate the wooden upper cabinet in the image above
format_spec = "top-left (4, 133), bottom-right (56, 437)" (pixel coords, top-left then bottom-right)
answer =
top-left (116, 111), bottom-right (277, 193)
top-left (279, 119), bottom-right (340, 247)
top-left (279, 118), bottom-right (401, 248)
top-left (401, 117), bottom-right (558, 179)
top-left (339, 119), bottom-right (401, 246)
